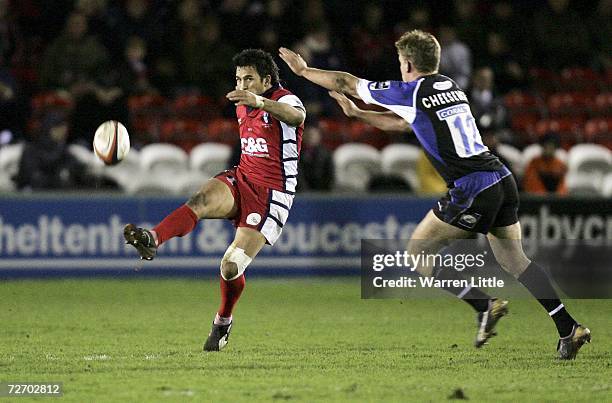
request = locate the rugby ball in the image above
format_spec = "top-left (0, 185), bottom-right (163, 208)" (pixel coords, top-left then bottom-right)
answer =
top-left (93, 120), bottom-right (130, 165)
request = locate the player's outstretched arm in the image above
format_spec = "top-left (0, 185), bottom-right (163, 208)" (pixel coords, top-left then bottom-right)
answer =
top-left (227, 90), bottom-right (305, 127)
top-left (279, 47), bottom-right (360, 98)
top-left (329, 91), bottom-right (410, 132)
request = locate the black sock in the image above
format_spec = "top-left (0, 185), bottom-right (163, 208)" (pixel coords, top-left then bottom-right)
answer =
top-left (517, 262), bottom-right (577, 337)
top-left (433, 267), bottom-right (491, 312)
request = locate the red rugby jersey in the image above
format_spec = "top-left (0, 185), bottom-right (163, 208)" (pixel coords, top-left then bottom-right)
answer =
top-left (236, 84), bottom-right (305, 194)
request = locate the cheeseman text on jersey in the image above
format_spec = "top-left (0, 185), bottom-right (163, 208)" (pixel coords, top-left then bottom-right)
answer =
top-left (356, 74), bottom-right (504, 185)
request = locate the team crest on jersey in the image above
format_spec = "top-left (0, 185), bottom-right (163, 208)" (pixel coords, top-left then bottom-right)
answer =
top-left (433, 81), bottom-right (453, 91)
top-left (262, 112), bottom-right (270, 124)
top-left (369, 81), bottom-right (391, 90)
top-left (246, 213), bottom-right (262, 225)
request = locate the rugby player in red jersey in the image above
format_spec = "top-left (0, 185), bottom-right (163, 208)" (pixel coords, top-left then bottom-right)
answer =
top-left (124, 49), bottom-right (305, 351)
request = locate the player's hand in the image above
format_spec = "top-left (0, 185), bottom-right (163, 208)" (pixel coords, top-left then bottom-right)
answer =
top-left (226, 90), bottom-right (260, 107)
top-left (329, 91), bottom-right (359, 118)
top-left (279, 47), bottom-right (308, 76)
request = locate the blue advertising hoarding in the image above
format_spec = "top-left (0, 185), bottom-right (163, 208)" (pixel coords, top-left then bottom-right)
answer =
top-left (0, 194), bottom-right (610, 277)
top-left (0, 194), bottom-right (432, 276)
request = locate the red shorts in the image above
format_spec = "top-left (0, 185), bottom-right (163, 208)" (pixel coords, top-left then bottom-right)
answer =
top-left (214, 167), bottom-right (294, 245)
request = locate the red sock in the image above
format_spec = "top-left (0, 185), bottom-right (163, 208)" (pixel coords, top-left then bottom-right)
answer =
top-left (152, 204), bottom-right (198, 246)
top-left (218, 274), bottom-right (245, 318)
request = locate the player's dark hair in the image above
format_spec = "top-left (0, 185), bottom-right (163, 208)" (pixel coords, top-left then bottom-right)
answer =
top-left (233, 49), bottom-right (280, 85)
top-left (395, 30), bottom-right (441, 74)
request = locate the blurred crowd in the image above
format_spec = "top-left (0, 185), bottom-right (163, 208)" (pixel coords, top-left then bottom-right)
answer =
top-left (0, 0), bottom-right (610, 194)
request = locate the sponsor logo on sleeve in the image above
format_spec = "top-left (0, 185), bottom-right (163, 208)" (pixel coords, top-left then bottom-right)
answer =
top-left (433, 81), bottom-right (453, 91)
top-left (369, 81), bottom-right (391, 90)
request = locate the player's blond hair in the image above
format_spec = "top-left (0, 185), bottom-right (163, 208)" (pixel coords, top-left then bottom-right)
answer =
top-left (395, 30), bottom-right (441, 74)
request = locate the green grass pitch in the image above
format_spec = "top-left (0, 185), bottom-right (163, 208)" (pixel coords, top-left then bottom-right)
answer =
top-left (1, 278), bottom-right (610, 402)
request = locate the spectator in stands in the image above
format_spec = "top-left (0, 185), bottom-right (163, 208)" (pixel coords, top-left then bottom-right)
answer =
top-left (298, 125), bottom-right (333, 191)
top-left (0, 0), bottom-right (19, 63)
top-left (108, 0), bottom-right (167, 59)
top-left (38, 12), bottom-right (127, 145)
top-left (394, 5), bottom-right (432, 38)
top-left (523, 133), bottom-right (567, 195)
top-left (74, 0), bottom-right (111, 49)
top-left (469, 66), bottom-right (505, 131)
top-left (438, 25), bottom-right (471, 89)
top-left (39, 12), bottom-right (110, 90)
top-left (181, 14), bottom-right (235, 98)
top-left (452, 0), bottom-right (484, 58)
top-left (118, 36), bottom-right (157, 96)
top-left (533, 0), bottom-right (591, 69)
top-left (14, 113), bottom-right (85, 190)
top-left (289, 22), bottom-right (345, 117)
top-left (481, 32), bottom-right (526, 93)
top-left (415, 150), bottom-right (446, 195)
top-left (589, 0), bottom-right (612, 70)
top-left (0, 58), bottom-right (19, 140)
top-left (350, 3), bottom-right (395, 79)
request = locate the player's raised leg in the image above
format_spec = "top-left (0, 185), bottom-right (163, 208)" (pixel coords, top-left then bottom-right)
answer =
top-left (204, 227), bottom-right (266, 352)
top-left (487, 222), bottom-right (591, 359)
top-left (124, 177), bottom-right (237, 260)
top-left (408, 211), bottom-right (508, 347)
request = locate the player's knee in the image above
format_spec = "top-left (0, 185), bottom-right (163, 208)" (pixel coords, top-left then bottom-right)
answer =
top-left (220, 245), bottom-right (252, 281)
top-left (497, 255), bottom-right (530, 278)
top-left (187, 191), bottom-right (208, 218)
top-left (221, 261), bottom-right (239, 280)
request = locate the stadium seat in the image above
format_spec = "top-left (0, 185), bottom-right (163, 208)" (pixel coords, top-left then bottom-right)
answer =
top-left (534, 118), bottom-right (584, 149)
top-left (602, 173), bottom-right (612, 197)
top-left (521, 143), bottom-right (568, 168)
top-left (584, 118), bottom-right (612, 149)
top-left (171, 94), bottom-right (220, 120)
top-left (591, 93), bottom-right (612, 117)
top-left (31, 91), bottom-right (73, 115)
top-left (139, 143), bottom-right (189, 174)
top-left (567, 144), bottom-right (612, 176)
top-left (128, 94), bottom-right (166, 112)
top-left (528, 68), bottom-right (559, 93)
top-left (0, 171), bottom-right (15, 192)
top-left (68, 143), bottom-right (99, 167)
top-left (189, 143), bottom-right (232, 178)
top-left (121, 171), bottom-right (180, 195)
top-left (206, 119), bottom-right (239, 145)
top-left (348, 121), bottom-right (390, 149)
top-left (559, 67), bottom-right (600, 91)
top-left (159, 119), bottom-right (206, 152)
top-left (496, 143), bottom-right (524, 175)
top-left (509, 112), bottom-right (540, 144)
top-left (503, 91), bottom-right (541, 112)
top-left (318, 118), bottom-right (349, 150)
top-left (565, 171), bottom-right (603, 195)
top-left (380, 143), bottom-right (421, 189)
top-left (103, 149), bottom-right (142, 189)
top-left (0, 143), bottom-right (24, 179)
top-left (172, 171), bottom-right (211, 195)
top-left (128, 94), bottom-right (167, 145)
top-left (547, 92), bottom-right (590, 118)
top-left (333, 143), bottom-right (381, 191)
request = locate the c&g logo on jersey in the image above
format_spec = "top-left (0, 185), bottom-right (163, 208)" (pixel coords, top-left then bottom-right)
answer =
top-left (241, 137), bottom-right (269, 155)
top-left (369, 81), bottom-right (391, 90)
